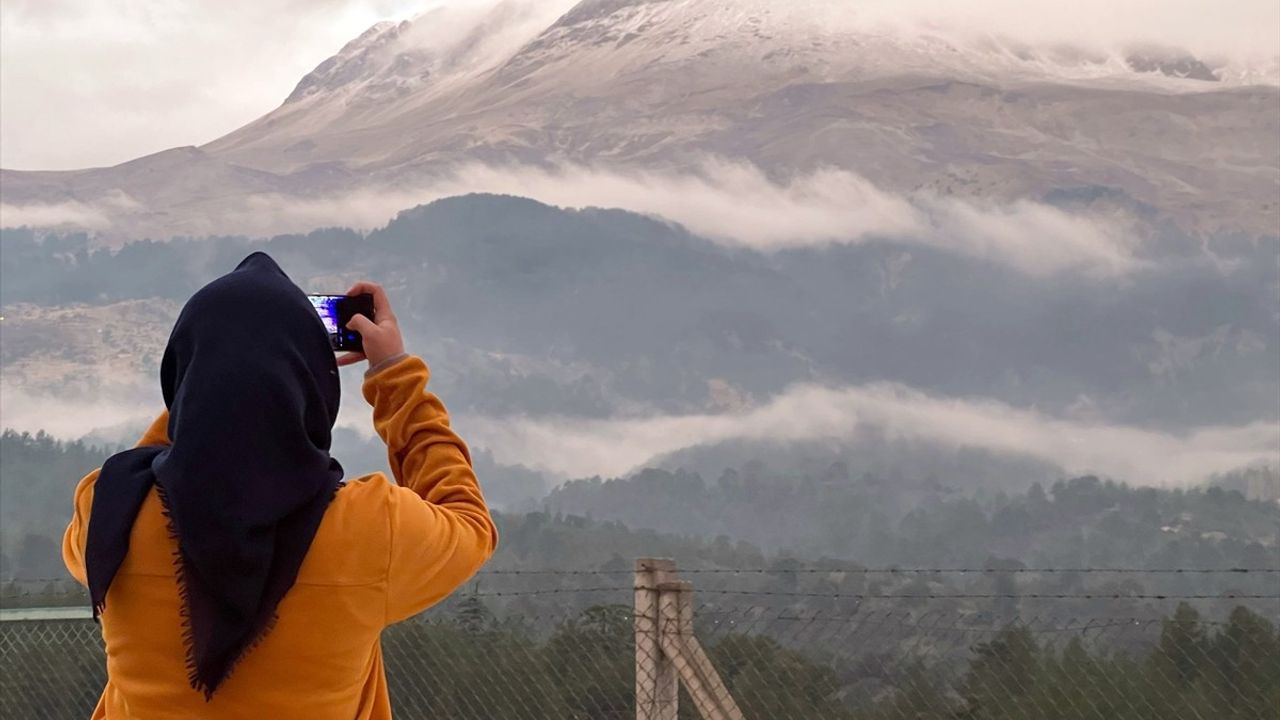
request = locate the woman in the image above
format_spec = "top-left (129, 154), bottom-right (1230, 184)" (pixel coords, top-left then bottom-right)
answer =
top-left (62, 253), bottom-right (498, 718)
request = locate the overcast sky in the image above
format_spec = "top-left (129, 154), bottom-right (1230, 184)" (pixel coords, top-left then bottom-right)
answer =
top-left (2, 0), bottom-right (1278, 171)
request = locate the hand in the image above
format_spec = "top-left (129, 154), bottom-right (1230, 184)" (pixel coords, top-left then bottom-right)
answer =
top-left (336, 281), bottom-right (406, 368)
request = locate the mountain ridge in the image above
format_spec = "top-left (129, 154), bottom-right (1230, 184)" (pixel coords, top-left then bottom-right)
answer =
top-left (1, 0), bottom-right (1277, 243)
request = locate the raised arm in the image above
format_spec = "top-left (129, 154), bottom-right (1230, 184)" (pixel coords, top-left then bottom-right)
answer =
top-left (344, 281), bottom-right (497, 624)
top-left (63, 412), bottom-right (170, 585)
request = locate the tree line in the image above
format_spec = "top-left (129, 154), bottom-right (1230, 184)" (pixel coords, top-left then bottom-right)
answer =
top-left (382, 600), bottom-right (1279, 719)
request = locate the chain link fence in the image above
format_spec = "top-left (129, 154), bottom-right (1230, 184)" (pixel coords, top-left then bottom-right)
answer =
top-left (3, 568), bottom-right (1278, 719)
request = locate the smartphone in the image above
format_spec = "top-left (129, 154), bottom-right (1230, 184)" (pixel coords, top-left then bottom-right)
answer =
top-left (308, 294), bottom-right (375, 353)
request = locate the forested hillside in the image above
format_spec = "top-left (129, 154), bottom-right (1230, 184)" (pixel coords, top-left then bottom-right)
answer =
top-left (545, 467), bottom-right (1280, 570)
top-left (6, 428), bottom-right (1275, 610)
top-left (0, 431), bottom-right (116, 579)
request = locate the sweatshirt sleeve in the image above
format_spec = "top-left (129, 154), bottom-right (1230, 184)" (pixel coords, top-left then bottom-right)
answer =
top-left (63, 412), bottom-right (171, 585)
top-left (361, 355), bottom-right (498, 624)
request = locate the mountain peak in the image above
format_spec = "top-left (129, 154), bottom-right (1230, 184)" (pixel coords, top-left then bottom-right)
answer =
top-left (1125, 48), bottom-right (1220, 82)
top-left (557, 0), bottom-right (670, 26)
top-left (285, 21), bottom-right (407, 104)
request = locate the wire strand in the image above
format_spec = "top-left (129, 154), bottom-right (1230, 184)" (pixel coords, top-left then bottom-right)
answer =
top-left (469, 567), bottom-right (1280, 577)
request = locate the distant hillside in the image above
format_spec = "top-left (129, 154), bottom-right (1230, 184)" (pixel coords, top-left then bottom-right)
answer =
top-left (545, 467), bottom-right (1280, 570)
top-left (7, 422), bottom-right (1276, 600)
top-left (4, 194), bottom-right (1277, 436)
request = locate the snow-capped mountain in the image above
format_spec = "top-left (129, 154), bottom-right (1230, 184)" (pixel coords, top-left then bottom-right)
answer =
top-left (2, 0), bottom-right (1277, 240)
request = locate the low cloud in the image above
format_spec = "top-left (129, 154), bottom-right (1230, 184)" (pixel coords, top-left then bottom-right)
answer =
top-left (0, 190), bottom-right (138, 230)
top-left (392, 0), bottom-right (575, 77)
top-left (219, 160), bottom-right (1141, 277)
top-left (6, 372), bottom-right (1274, 489)
top-left (843, 0), bottom-right (1280, 64)
top-left (0, 200), bottom-right (111, 230)
top-left (462, 382), bottom-right (1280, 487)
top-left (3, 160), bottom-right (1141, 277)
top-left (0, 366), bottom-right (389, 443)
top-left (0, 382), bottom-right (160, 440)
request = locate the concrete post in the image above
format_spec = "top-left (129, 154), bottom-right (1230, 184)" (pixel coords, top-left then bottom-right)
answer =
top-left (658, 580), bottom-right (746, 720)
top-left (635, 558), bottom-right (679, 720)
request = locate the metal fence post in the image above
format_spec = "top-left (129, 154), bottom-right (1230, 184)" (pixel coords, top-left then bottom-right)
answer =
top-left (635, 558), bottom-right (678, 720)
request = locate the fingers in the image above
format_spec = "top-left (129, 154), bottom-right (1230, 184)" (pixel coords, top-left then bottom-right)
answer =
top-left (341, 280), bottom-right (405, 367)
top-left (345, 281), bottom-right (375, 297)
top-left (346, 281), bottom-right (393, 320)
top-left (336, 352), bottom-right (367, 367)
top-left (346, 313), bottom-right (377, 335)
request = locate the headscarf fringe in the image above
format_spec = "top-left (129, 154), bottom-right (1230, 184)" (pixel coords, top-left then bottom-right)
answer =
top-left (153, 479), bottom-right (334, 700)
top-left (154, 480), bottom-right (206, 698)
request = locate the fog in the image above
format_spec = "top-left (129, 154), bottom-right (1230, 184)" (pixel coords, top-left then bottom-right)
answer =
top-left (0, 200), bottom-right (112, 231)
top-left (5, 370), bottom-right (1274, 489)
top-left (832, 0), bottom-right (1280, 59)
top-left (0, 381), bottom-right (160, 440)
top-left (0, 360), bottom-right (381, 445)
top-left (77, 159), bottom-right (1139, 277)
top-left (0, 190), bottom-right (138, 230)
top-left (465, 382), bottom-right (1280, 488)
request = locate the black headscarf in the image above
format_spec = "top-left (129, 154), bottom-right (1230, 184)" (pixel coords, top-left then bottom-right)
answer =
top-left (85, 252), bottom-right (344, 699)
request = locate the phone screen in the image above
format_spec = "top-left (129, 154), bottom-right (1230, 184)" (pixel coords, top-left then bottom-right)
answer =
top-left (308, 294), bottom-right (374, 353)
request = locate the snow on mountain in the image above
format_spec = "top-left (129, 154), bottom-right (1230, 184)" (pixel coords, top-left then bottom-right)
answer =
top-left (2, 0), bottom-right (1277, 242)
top-left (270, 0), bottom-right (1272, 116)
top-left (285, 21), bottom-right (407, 105)
top-left (231, 0), bottom-right (1272, 153)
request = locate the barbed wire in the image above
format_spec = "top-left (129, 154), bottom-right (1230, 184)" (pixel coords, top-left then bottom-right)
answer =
top-left (682, 588), bottom-right (1280, 600)
top-left (5, 566), bottom-right (1275, 586)
top-left (7, 588), bottom-right (1275, 602)
top-left (476, 566), bottom-right (1280, 576)
top-left (676, 566), bottom-right (1280, 575)
top-left (700, 616), bottom-right (1170, 634)
top-left (6, 565), bottom-right (1278, 604)
top-left (468, 587), bottom-right (630, 597)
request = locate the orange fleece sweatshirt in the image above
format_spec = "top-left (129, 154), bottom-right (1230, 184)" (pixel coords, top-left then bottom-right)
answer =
top-left (63, 355), bottom-right (498, 719)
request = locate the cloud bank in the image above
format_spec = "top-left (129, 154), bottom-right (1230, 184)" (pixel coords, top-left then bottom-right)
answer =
top-left (0, 160), bottom-right (1142, 276)
top-left (6, 373), bottom-right (1273, 489)
top-left (848, 0), bottom-right (1280, 61)
top-left (0, 367), bottom-right (374, 442)
top-left (0, 190), bottom-right (138, 230)
top-left (463, 382), bottom-right (1280, 487)
top-left (220, 160), bottom-right (1141, 277)
top-left (0, 382), bottom-right (160, 440)
top-left (0, 200), bottom-right (112, 230)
